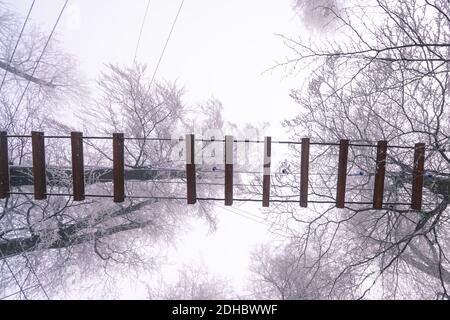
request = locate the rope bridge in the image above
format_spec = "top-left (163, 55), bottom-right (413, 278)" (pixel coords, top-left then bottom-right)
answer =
top-left (0, 131), bottom-right (426, 210)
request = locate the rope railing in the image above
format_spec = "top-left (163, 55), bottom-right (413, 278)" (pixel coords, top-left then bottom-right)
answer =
top-left (3, 134), bottom-right (422, 149)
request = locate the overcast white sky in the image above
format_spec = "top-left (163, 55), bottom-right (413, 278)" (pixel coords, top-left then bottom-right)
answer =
top-left (8, 0), bottom-right (301, 132)
top-left (4, 0), bottom-right (306, 298)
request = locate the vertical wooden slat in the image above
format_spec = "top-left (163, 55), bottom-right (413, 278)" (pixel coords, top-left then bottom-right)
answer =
top-left (373, 140), bottom-right (388, 209)
top-left (411, 143), bottom-right (425, 210)
top-left (0, 132), bottom-right (9, 198)
top-left (113, 133), bottom-right (125, 203)
top-left (186, 134), bottom-right (196, 204)
top-left (71, 132), bottom-right (85, 201)
top-left (31, 131), bottom-right (46, 200)
top-left (262, 136), bottom-right (271, 207)
top-left (300, 138), bottom-right (310, 207)
top-left (224, 135), bottom-right (233, 206)
top-left (336, 139), bottom-right (349, 208)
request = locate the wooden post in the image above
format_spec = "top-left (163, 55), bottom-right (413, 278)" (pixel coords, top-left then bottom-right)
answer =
top-left (411, 143), bottom-right (425, 210)
top-left (71, 132), bottom-right (85, 201)
top-left (336, 139), bottom-right (349, 208)
top-left (186, 134), bottom-right (197, 204)
top-left (113, 133), bottom-right (125, 203)
top-left (0, 132), bottom-right (9, 198)
top-left (300, 138), bottom-right (310, 207)
top-left (262, 136), bottom-right (271, 207)
top-left (224, 135), bottom-right (233, 206)
top-left (373, 140), bottom-right (387, 209)
top-left (31, 131), bottom-right (46, 200)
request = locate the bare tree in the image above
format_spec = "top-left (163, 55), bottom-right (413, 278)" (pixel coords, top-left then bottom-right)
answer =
top-left (0, 6), bottom-right (224, 298)
top-left (0, 2), bottom-right (82, 130)
top-left (249, 243), bottom-right (357, 299)
top-left (148, 262), bottom-right (234, 300)
top-left (258, 0), bottom-right (450, 299)
top-left (292, 0), bottom-right (342, 32)
top-left (0, 2), bottom-right (89, 298)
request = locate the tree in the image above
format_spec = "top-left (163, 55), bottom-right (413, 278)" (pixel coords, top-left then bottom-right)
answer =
top-left (0, 61), bottom-right (227, 299)
top-left (249, 243), bottom-right (357, 299)
top-left (0, 1), bottom-right (81, 133)
top-left (0, 3), bottom-right (227, 298)
top-left (148, 262), bottom-right (234, 300)
top-left (264, 0), bottom-right (450, 299)
top-left (0, 2), bottom-right (87, 299)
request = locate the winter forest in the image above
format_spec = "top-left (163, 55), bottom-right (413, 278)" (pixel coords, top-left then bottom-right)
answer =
top-left (1, 0), bottom-right (450, 300)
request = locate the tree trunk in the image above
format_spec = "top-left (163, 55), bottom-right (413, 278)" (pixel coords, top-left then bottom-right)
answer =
top-left (0, 60), bottom-right (55, 88)
top-left (0, 198), bottom-right (160, 259)
top-left (9, 165), bottom-right (187, 187)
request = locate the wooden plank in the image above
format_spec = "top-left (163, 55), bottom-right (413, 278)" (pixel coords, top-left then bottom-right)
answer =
top-left (262, 136), bottom-right (271, 207)
top-left (113, 133), bottom-right (125, 203)
top-left (71, 132), bottom-right (85, 201)
top-left (411, 143), bottom-right (425, 210)
top-left (0, 132), bottom-right (9, 198)
top-left (336, 139), bottom-right (349, 208)
top-left (224, 135), bottom-right (233, 206)
top-left (31, 131), bottom-right (46, 200)
top-left (300, 138), bottom-right (310, 207)
top-left (373, 140), bottom-right (388, 209)
top-left (186, 134), bottom-right (197, 204)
